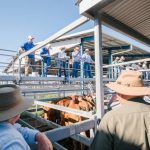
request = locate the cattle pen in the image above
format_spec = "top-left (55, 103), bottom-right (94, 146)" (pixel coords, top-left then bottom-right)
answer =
top-left (1, 0), bottom-right (150, 149)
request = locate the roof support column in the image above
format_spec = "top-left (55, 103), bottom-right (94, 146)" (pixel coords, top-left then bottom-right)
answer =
top-left (94, 12), bottom-right (104, 118)
top-left (80, 39), bottom-right (84, 95)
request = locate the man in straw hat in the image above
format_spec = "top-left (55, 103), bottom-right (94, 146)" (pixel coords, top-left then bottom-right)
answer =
top-left (89, 70), bottom-right (150, 150)
top-left (0, 84), bottom-right (53, 150)
top-left (57, 47), bottom-right (69, 80)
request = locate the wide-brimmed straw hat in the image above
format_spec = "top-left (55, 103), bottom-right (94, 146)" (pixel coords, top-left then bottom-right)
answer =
top-left (0, 84), bottom-right (34, 121)
top-left (106, 70), bottom-right (150, 96)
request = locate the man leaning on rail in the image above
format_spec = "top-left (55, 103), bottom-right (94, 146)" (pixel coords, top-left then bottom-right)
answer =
top-left (72, 46), bottom-right (81, 78)
top-left (89, 70), bottom-right (150, 150)
top-left (0, 84), bottom-right (53, 150)
top-left (19, 35), bottom-right (36, 76)
top-left (40, 44), bottom-right (51, 77)
top-left (82, 48), bottom-right (94, 78)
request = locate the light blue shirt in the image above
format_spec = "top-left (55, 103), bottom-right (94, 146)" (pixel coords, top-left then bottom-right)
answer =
top-left (82, 53), bottom-right (94, 63)
top-left (57, 51), bottom-right (69, 62)
top-left (72, 51), bottom-right (81, 62)
top-left (0, 122), bottom-right (38, 150)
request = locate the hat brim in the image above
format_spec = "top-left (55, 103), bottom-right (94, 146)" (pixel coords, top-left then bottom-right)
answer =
top-left (0, 97), bottom-right (34, 121)
top-left (106, 82), bottom-right (150, 96)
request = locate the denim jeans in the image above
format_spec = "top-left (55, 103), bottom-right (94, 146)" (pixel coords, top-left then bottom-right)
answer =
top-left (57, 60), bottom-right (67, 78)
top-left (83, 62), bottom-right (92, 78)
top-left (42, 57), bottom-right (51, 76)
top-left (72, 62), bottom-right (79, 78)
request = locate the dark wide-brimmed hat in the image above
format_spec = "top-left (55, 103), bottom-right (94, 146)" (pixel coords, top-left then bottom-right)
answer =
top-left (106, 70), bottom-right (150, 96)
top-left (0, 84), bottom-right (34, 121)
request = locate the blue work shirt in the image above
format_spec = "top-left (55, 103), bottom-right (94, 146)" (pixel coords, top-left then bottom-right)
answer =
top-left (40, 47), bottom-right (50, 60)
top-left (21, 42), bottom-right (35, 59)
top-left (0, 122), bottom-right (38, 150)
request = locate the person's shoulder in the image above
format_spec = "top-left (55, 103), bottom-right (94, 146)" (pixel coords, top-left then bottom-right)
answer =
top-left (23, 42), bottom-right (28, 45)
top-left (102, 106), bottom-right (125, 122)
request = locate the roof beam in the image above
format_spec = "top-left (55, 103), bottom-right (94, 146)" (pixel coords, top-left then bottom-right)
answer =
top-left (81, 36), bottom-right (94, 42)
top-left (101, 13), bottom-right (150, 46)
top-left (19, 16), bottom-right (89, 59)
top-left (79, 0), bottom-right (114, 18)
top-left (115, 54), bottom-right (150, 57)
top-left (103, 45), bottom-right (131, 50)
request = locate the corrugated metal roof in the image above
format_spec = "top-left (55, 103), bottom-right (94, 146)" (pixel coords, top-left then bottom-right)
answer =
top-left (102, 0), bottom-right (150, 37)
top-left (79, 0), bottom-right (150, 46)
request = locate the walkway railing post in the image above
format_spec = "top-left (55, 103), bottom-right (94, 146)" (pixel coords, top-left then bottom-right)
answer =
top-left (18, 58), bottom-right (22, 80)
top-left (108, 49), bottom-right (112, 79)
top-left (80, 39), bottom-right (84, 95)
top-left (94, 12), bottom-right (104, 118)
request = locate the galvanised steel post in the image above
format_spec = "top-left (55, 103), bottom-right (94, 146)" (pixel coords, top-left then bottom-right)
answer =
top-left (18, 58), bottom-right (21, 80)
top-left (80, 39), bottom-right (84, 95)
top-left (108, 49), bottom-right (112, 79)
top-left (94, 12), bottom-right (104, 118)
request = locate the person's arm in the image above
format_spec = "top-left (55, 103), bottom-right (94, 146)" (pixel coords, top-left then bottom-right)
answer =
top-left (72, 52), bottom-right (79, 58)
top-left (89, 55), bottom-right (94, 64)
top-left (58, 52), bottom-right (62, 59)
top-left (40, 48), bottom-right (45, 56)
top-left (15, 123), bottom-right (53, 150)
top-left (36, 132), bottom-right (53, 150)
top-left (15, 123), bottom-right (38, 144)
top-left (88, 115), bottom-right (113, 150)
top-left (40, 48), bottom-right (49, 57)
top-left (81, 54), bottom-right (86, 62)
top-left (19, 46), bottom-right (25, 54)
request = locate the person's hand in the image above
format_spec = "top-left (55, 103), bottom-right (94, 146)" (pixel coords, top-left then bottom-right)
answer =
top-left (36, 132), bottom-right (53, 150)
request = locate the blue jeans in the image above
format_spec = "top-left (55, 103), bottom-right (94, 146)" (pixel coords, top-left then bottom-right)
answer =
top-left (72, 62), bottom-right (79, 78)
top-left (83, 62), bottom-right (92, 78)
top-left (42, 57), bottom-right (51, 76)
top-left (57, 60), bottom-right (67, 78)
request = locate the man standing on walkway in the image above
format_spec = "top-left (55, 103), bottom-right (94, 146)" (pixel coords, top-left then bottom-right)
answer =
top-left (89, 70), bottom-right (150, 150)
top-left (19, 35), bottom-right (35, 76)
top-left (112, 57), bottom-right (120, 79)
top-left (57, 47), bottom-right (69, 80)
top-left (82, 49), bottom-right (94, 78)
top-left (72, 46), bottom-right (81, 78)
top-left (40, 44), bottom-right (51, 76)
top-left (118, 56), bottom-right (125, 74)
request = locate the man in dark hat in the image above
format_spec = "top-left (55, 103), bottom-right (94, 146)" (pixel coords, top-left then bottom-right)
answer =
top-left (0, 84), bottom-right (53, 150)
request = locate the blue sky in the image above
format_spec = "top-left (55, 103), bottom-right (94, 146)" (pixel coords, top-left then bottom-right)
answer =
top-left (0, 0), bottom-right (93, 51)
top-left (0, 0), bottom-right (150, 56)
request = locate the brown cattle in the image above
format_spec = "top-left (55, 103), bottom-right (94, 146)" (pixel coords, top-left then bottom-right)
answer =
top-left (42, 95), bottom-right (96, 150)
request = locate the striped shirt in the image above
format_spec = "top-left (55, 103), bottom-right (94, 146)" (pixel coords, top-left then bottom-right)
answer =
top-left (72, 51), bottom-right (81, 62)
top-left (82, 53), bottom-right (94, 63)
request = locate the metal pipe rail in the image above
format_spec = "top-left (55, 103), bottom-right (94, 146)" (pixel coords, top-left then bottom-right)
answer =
top-left (22, 88), bottom-right (88, 94)
top-left (19, 17), bottom-right (89, 60)
top-left (44, 118), bottom-right (95, 143)
top-left (19, 117), bottom-right (68, 150)
top-left (0, 48), bottom-right (17, 53)
top-left (34, 100), bottom-right (94, 118)
top-left (21, 76), bottom-right (95, 81)
top-left (0, 75), bottom-right (116, 82)
top-left (24, 111), bottom-right (94, 147)
top-left (103, 57), bottom-right (150, 68)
